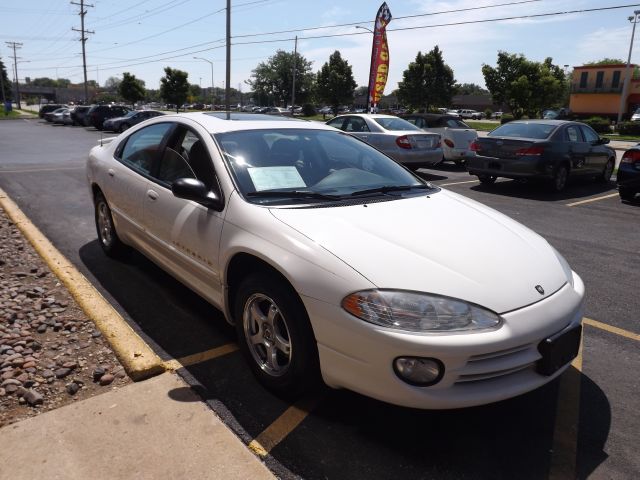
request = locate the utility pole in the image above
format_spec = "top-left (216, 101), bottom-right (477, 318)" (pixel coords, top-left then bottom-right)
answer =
top-left (5, 42), bottom-right (23, 109)
top-left (71, 0), bottom-right (94, 104)
top-left (618, 10), bottom-right (640, 125)
top-left (225, 0), bottom-right (231, 118)
top-left (290, 36), bottom-right (297, 115)
top-left (0, 55), bottom-right (6, 104)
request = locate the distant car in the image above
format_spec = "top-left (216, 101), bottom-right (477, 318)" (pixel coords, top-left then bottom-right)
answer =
top-left (542, 108), bottom-right (571, 120)
top-left (85, 105), bottom-right (132, 130)
top-left (44, 107), bottom-right (68, 123)
top-left (458, 109), bottom-right (483, 120)
top-left (52, 108), bottom-right (73, 125)
top-left (39, 104), bottom-right (68, 119)
top-left (466, 120), bottom-right (616, 192)
top-left (103, 110), bottom-right (165, 132)
top-left (402, 113), bottom-right (478, 166)
top-left (326, 114), bottom-right (442, 169)
top-left (445, 109), bottom-right (461, 117)
top-left (86, 111), bottom-right (585, 409)
top-left (492, 111), bottom-right (503, 119)
top-left (318, 106), bottom-right (333, 115)
top-left (70, 105), bottom-right (92, 126)
top-left (617, 146), bottom-right (640, 201)
top-left (265, 107), bottom-right (291, 115)
top-left (630, 108), bottom-right (640, 122)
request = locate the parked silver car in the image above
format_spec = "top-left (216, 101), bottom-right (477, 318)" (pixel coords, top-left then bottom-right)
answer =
top-left (326, 114), bottom-right (442, 169)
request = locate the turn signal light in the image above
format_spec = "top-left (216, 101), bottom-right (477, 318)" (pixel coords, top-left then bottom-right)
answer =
top-left (396, 135), bottom-right (412, 149)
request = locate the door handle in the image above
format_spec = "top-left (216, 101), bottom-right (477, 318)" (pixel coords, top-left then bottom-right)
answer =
top-left (107, 169), bottom-right (115, 177)
top-left (146, 190), bottom-right (159, 201)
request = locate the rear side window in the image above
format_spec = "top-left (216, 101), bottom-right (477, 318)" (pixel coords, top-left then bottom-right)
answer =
top-left (118, 123), bottom-right (172, 175)
top-left (565, 126), bottom-right (583, 143)
top-left (580, 125), bottom-right (600, 143)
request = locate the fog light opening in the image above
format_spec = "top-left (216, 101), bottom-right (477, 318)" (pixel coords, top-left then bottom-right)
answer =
top-left (393, 357), bottom-right (444, 387)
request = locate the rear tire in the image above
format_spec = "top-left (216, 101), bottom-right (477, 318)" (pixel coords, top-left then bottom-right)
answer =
top-left (94, 192), bottom-right (128, 258)
top-left (619, 188), bottom-right (636, 202)
top-left (234, 272), bottom-right (320, 397)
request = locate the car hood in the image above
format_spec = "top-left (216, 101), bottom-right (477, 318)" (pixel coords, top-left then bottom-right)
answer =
top-left (269, 191), bottom-right (568, 313)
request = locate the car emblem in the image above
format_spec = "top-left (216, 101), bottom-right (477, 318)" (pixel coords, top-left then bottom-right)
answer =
top-left (535, 285), bottom-right (545, 295)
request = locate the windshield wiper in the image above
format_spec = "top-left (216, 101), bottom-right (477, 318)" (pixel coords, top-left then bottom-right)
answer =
top-left (349, 184), bottom-right (432, 197)
top-left (246, 190), bottom-right (343, 200)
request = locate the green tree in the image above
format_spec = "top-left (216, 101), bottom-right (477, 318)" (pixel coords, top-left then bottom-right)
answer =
top-left (397, 46), bottom-right (456, 111)
top-left (248, 50), bottom-right (314, 107)
top-left (0, 59), bottom-right (12, 101)
top-left (455, 83), bottom-right (489, 95)
top-left (103, 76), bottom-right (121, 92)
top-left (584, 58), bottom-right (625, 65)
top-left (118, 72), bottom-right (145, 107)
top-left (482, 52), bottom-right (566, 118)
top-left (31, 77), bottom-right (57, 87)
top-left (316, 51), bottom-right (357, 115)
top-left (160, 67), bottom-right (189, 113)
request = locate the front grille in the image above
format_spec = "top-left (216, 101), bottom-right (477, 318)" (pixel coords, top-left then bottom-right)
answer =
top-left (454, 342), bottom-right (540, 384)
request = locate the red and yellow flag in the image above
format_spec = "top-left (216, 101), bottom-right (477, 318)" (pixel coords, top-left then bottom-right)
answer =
top-left (367, 2), bottom-right (392, 109)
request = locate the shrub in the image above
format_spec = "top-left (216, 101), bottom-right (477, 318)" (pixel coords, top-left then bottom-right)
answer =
top-left (302, 103), bottom-right (316, 116)
top-left (618, 121), bottom-right (640, 136)
top-left (500, 114), bottom-right (514, 124)
top-left (582, 117), bottom-right (611, 134)
top-left (484, 108), bottom-right (493, 119)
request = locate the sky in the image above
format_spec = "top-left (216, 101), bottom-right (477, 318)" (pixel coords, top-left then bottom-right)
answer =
top-left (1, 0), bottom-right (640, 96)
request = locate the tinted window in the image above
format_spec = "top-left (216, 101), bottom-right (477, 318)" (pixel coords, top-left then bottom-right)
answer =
top-left (214, 129), bottom-right (428, 204)
top-left (579, 72), bottom-right (588, 88)
top-left (565, 126), bottom-right (583, 143)
top-left (345, 117), bottom-right (370, 132)
top-left (580, 125), bottom-right (600, 143)
top-left (612, 71), bottom-right (621, 88)
top-left (595, 71), bottom-right (604, 88)
top-left (119, 123), bottom-right (172, 175)
top-left (489, 123), bottom-right (556, 139)
top-left (445, 119), bottom-right (470, 128)
top-left (326, 118), bottom-right (346, 129)
top-left (374, 117), bottom-right (421, 131)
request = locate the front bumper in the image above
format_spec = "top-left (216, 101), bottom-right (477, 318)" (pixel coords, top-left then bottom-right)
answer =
top-left (304, 271), bottom-right (584, 409)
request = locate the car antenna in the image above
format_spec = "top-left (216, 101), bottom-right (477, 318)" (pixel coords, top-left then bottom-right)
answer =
top-left (100, 131), bottom-right (103, 147)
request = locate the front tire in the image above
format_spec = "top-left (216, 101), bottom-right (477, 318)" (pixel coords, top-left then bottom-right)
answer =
top-left (94, 192), bottom-right (127, 258)
top-left (596, 158), bottom-right (614, 183)
top-left (477, 174), bottom-right (497, 184)
top-left (234, 272), bottom-right (320, 396)
top-left (550, 165), bottom-right (569, 192)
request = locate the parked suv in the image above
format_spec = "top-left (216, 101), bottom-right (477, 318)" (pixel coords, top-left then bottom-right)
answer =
top-left (85, 104), bottom-right (131, 129)
top-left (458, 109), bottom-right (483, 120)
top-left (70, 105), bottom-right (92, 126)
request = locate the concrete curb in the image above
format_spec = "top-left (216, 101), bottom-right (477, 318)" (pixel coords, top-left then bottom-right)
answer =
top-left (0, 187), bottom-right (164, 381)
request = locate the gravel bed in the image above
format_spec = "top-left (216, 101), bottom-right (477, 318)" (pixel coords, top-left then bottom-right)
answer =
top-left (0, 207), bottom-right (131, 427)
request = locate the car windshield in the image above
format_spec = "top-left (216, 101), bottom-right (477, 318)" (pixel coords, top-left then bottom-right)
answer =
top-left (489, 122), bottom-right (556, 139)
top-left (214, 128), bottom-right (435, 205)
top-left (373, 117), bottom-right (422, 131)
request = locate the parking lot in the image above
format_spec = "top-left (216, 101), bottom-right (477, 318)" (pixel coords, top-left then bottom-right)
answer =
top-left (1, 118), bottom-right (638, 479)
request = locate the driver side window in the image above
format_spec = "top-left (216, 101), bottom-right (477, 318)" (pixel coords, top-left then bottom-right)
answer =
top-left (156, 129), bottom-right (216, 189)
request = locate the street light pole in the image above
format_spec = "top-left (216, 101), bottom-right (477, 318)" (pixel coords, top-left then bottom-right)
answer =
top-left (193, 56), bottom-right (214, 110)
top-left (618, 10), bottom-right (640, 125)
top-left (356, 26), bottom-right (374, 112)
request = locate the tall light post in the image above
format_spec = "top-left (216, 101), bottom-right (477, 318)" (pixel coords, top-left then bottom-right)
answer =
top-left (618, 10), bottom-right (640, 125)
top-left (356, 26), bottom-right (375, 112)
top-left (193, 56), bottom-right (214, 110)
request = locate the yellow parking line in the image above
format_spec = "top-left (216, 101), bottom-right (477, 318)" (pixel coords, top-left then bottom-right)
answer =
top-left (549, 329), bottom-right (584, 480)
top-left (583, 317), bottom-right (639, 342)
top-left (248, 395), bottom-right (323, 457)
top-left (163, 343), bottom-right (238, 371)
top-left (440, 180), bottom-right (479, 186)
top-left (565, 193), bottom-right (619, 207)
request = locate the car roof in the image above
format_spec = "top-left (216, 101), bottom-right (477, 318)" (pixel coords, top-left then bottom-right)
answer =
top-left (507, 119), bottom-right (572, 126)
top-left (333, 113), bottom-right (397, 119)
top-left (161, 112), bottom-right (336, 134)
top-left (401, 113), bottom-right (460, 120)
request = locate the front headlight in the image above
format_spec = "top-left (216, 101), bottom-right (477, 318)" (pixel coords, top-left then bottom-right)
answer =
top-left (342, 290), bottom-right (502, 333)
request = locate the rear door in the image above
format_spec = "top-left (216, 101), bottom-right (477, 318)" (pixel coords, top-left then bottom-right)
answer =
top-left (564, 125), bottom-right (591, 175)
top-left (579, 124), bottom-right (609, 173)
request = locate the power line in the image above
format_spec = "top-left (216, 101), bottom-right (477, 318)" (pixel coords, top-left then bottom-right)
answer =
top-left (5, 41), bottom-right (23, 108)
top-left (230, 0), bottom-right (544, 39)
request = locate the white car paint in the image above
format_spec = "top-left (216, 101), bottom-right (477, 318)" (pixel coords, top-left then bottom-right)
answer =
top-left (86, 112), bottom-right (585, 409)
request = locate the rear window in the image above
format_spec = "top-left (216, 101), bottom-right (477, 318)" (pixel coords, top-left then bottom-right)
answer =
top-left (489, 122), bottom-right (556, 139)
top-left (374, 117), bottom-right (421, 131)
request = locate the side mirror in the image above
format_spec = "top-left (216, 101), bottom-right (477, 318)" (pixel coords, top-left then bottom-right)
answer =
top-left (599, 137), bottom-right (610, 144)
top-left (172, 178), bottom-right (223, 211)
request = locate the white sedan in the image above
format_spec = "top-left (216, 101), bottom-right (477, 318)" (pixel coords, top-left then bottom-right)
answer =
top-left (86, 112), bottom-right (584, 409)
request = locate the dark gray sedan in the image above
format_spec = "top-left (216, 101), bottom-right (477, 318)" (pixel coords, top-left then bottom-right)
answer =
top-left (103, 110), bottom-right (165, 132)
top-left (326, 114), bottom-right (442, 170)
top-left (466, 120), bottom-right (615, 192)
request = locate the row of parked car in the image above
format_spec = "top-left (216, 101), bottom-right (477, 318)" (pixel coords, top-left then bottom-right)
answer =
top-left (38, 103), bottom-right (165, 132)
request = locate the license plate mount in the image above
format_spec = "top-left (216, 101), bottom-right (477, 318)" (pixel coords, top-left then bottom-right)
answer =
top-left (536, 324), bottom-right (582, 376)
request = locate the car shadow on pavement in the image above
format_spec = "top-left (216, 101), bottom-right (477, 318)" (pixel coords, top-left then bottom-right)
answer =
top-left (470, 178), bottom-right (617, 202)
top-left (78, 239), bottom-right (611, 480)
